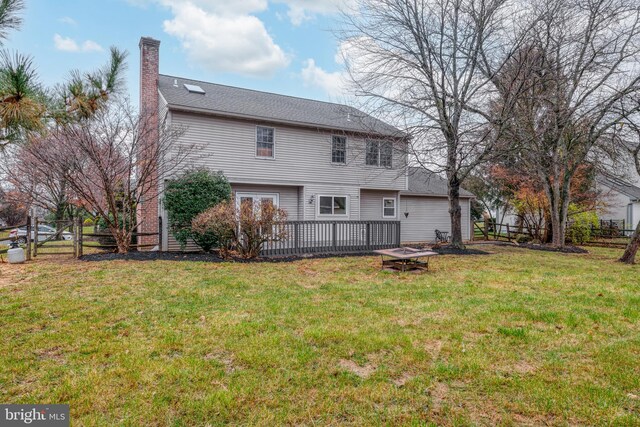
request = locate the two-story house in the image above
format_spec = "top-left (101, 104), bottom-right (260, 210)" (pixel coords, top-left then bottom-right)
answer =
top-left (137, 37), bottom-right (474, 252)
top-left (596, 175), bottom-right (640, 232)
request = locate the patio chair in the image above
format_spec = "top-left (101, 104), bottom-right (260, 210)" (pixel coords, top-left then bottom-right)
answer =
top-left (435, 229), bottom-right (450, 244)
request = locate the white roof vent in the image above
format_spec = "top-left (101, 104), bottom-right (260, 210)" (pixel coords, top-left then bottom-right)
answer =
top-left (184, 83), bottom-right (205, 94)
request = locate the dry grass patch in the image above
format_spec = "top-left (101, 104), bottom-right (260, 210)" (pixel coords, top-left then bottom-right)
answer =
top-left (0, 245), bottom-right (639, 425)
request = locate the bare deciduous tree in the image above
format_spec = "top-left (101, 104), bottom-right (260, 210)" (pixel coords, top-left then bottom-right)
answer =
top-left (0, 186), bottom-right (26, 226)
top-left (26, 99), bottom-right (187, 253)
top-left (1, 135), bottom-right (73, 221)
top-left (339, 0), bottom-right (529, 248)
top-left (496, 0), bottom-right (640, 247)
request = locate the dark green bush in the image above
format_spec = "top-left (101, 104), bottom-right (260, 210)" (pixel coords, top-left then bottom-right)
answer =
top-left (163, 169), bottom-right (231, 251)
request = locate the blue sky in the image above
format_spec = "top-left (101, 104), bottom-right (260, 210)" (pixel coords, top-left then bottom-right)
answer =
top-left (7, 0), bottom-right (350, 105)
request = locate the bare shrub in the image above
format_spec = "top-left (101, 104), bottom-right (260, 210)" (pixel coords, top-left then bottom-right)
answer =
top-left (192, 199), bottom-right (288, 259)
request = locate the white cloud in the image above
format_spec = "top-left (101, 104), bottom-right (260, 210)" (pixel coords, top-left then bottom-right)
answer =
top-left (81, 40), bottom-right (104, 52)
top-left (275, 0), bottom-right (356, 25)
top-left (53, 34), bottom-right (103, 53)
top-left (301, 58), bottom-right (346, 98)
top-left (58, 16), bottom-right (77, 25)
top-left (162, 2), bottom-right (290, 77)
top-left (127, 0), bottom-right (355, 75)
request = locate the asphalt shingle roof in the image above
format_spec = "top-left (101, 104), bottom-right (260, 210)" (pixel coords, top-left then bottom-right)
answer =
top-left (597, 175), bottom-right (640, 200)
top-left (158, 75), bottom-right (402, 136)
top-left (402, 167), bottom-right (475, 198)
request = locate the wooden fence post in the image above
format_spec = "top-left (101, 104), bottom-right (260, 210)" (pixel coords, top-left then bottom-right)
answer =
top-left (25, 215), bottom-right (31, 261)
top-left (506, 224), bottom-right (511, 242)
top-left (73, 217), bottom-right (77, 258)
top-left (33, 217), bottom-right (39, 258)
top-left (158, 216), bottom-right (163, 251)
top-left (76, 217), bottom-right (83, 258)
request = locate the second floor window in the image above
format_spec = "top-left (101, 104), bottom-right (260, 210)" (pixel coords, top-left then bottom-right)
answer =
top-left (256, 126), bottom-right (274, 158)
top-left (332, 136), bottom-right (346, 164)
top-left (366, 140), bottom-right (392, 168)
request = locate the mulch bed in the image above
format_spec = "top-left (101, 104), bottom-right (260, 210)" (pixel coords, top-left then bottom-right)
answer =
top-left (410, 244), bottom-right (491, 255)
top-left (431, 246), bottom-right (490, 255)
top-left (80, 245), bottom-right (490, 263)
top-left (515, 243), bottom-right (589, 254)
top-left (80, 251), bottom-right (378, 263)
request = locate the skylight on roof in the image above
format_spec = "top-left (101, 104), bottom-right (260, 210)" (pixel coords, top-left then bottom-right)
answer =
top-left (184, 83), bottom-right (205, 94)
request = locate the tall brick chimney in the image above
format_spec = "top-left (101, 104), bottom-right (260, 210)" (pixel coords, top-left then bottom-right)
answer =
top-left (138, 37), bottom-right (161, 250)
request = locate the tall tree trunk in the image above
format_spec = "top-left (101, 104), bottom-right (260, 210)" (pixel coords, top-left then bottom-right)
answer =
top-left (448, 176), bottom-right (464, 249)
top-left (546, 172), bottom-right (571, 248)
top-left (619, 220), bottom-right (640, 264)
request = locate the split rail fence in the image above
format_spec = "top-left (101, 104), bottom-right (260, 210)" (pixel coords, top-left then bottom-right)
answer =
top-left (473, 219), bottom-right (636, 248)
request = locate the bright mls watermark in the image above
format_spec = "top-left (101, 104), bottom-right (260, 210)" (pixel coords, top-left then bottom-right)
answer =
top-left (0, 405), bottom-right (69, 426)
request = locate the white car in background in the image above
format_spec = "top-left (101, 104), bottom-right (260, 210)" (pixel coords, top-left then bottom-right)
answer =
top-left (9, 225), bottom-right (73, 244)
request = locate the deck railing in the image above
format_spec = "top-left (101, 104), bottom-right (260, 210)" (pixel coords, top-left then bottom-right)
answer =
top-left (261, 220), bottom-right (401, 256)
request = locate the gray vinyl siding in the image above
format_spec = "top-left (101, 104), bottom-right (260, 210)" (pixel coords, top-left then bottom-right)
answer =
top-left (303, 184), bottom-right (361, 220)
top-left (166, 112), bottom-right (407, 190)
top-left (166, 234), bottom-right (201, 253)
top-left (596, 181), bottom-right (634, 222)
top-left (400, 196), bottom-right (471, 243)
top-left (360, 190), bottom-right (400, 220)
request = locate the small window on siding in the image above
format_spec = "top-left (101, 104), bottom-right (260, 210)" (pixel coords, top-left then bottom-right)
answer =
top-left (256, 126), bottom-right (274, 158)
top-left (366, 140), bottom-right (392, 168)
top-left (383, 198), bottom-right (396, 218)
top-left (318, 195), bottom-right (348, 216)
top-left (332, 136), bottom-right (346, 164)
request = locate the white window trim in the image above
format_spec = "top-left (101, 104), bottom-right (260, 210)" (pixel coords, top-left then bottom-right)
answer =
top-left (235, 192), bottom-right (280, 210)
top-left (331, 135), bottom-right (347, 165)
top-left (255, 125), bottom-right (276, 160)
top-left (382, 197), bottom-right (397, 219)
top-left (317, 194), bottom-right (350, 217)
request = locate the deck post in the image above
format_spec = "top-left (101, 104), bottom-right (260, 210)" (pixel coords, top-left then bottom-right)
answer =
top-left (366, 223), bottom-right (371, 249)
top-left (332, 222), bottom-right (337, 251)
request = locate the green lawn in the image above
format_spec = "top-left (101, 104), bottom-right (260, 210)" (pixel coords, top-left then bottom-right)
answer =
top-left (1, 246), bottom-right (639, 425)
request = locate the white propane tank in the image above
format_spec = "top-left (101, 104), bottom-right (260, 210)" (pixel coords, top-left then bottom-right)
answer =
top-left (7, 242), bottom-right (25, 264)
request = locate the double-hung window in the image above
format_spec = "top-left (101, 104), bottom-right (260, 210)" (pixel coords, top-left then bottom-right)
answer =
top-left (332, 136), bottom-right (346, 164)
top-left (318, 195), bottom-right (348, 216)
top-left (256, 126), bottom-right (275, 158)
top-left (382, 198), bottom-right (396, 218)
top-left (365, 140), bottom-right (392, 168)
